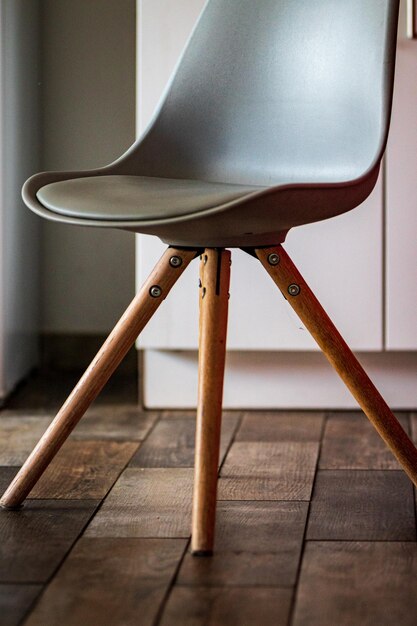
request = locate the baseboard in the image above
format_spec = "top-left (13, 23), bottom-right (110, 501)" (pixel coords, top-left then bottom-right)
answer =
top-left (142, 349), bottom-right (417, 410)
top-left (41, 333), bottom-right (137, 375)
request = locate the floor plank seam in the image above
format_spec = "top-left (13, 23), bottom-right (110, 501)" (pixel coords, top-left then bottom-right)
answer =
top-left (217, 411), bottom-right (243, 474)
top-left (76, 438), bottom-right (145, 532)
top-left (413, 484), bottom-right (417, 542)
top-left (153, 538), bottom-right (191, 626)
top-left (287, 410), bottom-right (327, 626)
top-left (410, 412), bottom-right (417, 542)
top-left (18, 500), bottom-right (101, 624)
top-left (317, 468), bottom-right (410, 473)
top-left (305, 539), bottom-right (417, 544)
top-left (172, 583), bottom-right (295, 589)
top-left (136, 410), bottom-right (163, 447)
top-left (16, 589), bottom-right (44, 626)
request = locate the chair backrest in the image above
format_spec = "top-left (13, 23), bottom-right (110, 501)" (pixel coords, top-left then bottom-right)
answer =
top-left (131, 0), bottom-right (399, 187)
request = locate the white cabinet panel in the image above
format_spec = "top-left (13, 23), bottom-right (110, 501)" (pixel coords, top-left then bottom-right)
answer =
top-left (385, 26), bottom-right (417, 349)
top-left (136, 0), bottom-right (383, 352)
top-left (143, 350), bottom-right (417, 409)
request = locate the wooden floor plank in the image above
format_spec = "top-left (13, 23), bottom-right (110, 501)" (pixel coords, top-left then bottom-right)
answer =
top-left (236, 411), bottom-right (324, 442)
top-left (410, 412), bottom-right (417, 441)
top-left (0, 405), bottom-right (153, 466)
top-left (24, 538), bottom-right (186, 626)
top-left (218, 442), bottom-right (319, 500)
top-left (0, 584), bottom-right (42, 626)
top-left (159, 410), bottom-right (239, 420)
top-left (178, 501), bottom-right (308, 586)
top-left (29, 441), bottom-right (139, 499)
top-left (320, 412), bottom-right (410, 470)
top-left (0, 416), bottom-right (53, 465)
top-left (307, 470), bottom-right (416, 541)
top-left (160, 587), bottom-right (293, 626)
top-left (70, 405), bottom-right (158, 441)
top-left (0, 467), bottom-right (20, 496)
top-left (2, 375), bottom-right (417, 626)
top-left (293, 542), bottom-right (417, 626)
top-left (0, 500), bottom-right (98, 583)
top-left (129, 415), bottom-right (239, 468)
top-left (85, 468), bottom-right (194, 538)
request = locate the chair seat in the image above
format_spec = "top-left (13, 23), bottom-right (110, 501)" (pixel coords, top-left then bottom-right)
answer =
top-left (37, 175), bottom-right (263, 221)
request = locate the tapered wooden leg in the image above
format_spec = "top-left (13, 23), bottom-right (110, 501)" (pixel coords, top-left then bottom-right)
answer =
top-left (256, 244), bottom-right (417, 487)
top-left (0, 247), bottom-right (197, 509)
top-left (192, 248), bottom-right (231, 555)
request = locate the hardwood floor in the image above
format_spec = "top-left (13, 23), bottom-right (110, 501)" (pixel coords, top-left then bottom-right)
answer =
top-left (0, 372), bottom-right (416, 625)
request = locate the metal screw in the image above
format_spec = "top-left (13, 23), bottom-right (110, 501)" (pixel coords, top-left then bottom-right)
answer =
top-left (267, 253), bottom-right (280, 266)
top-left (288, 283), bottom-right (301, 297)
top-left (149, 285), bottom-right (162, 298)
top-left (169, 255), bottom-right (182, 268)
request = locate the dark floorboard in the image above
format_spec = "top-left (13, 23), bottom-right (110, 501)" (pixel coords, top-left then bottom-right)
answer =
top-left (0, 372), bottom-right (415, 625)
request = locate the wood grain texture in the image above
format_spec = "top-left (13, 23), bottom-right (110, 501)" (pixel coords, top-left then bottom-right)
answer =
top-left (411, 412), bottom-right (417, 442)
top-left (0, 500), bottom-right (98, 582)
top-left (307, 470), bottom-right (416, 540)
top-left (0, 468), bottom-right (21, 495)
top-left (0, 584), bottom-right (42, 626)
top-left (192, 249), bottom-right (231, 553)
top-left (178, 501), bottom-right (308, 586)
top-left (320, 412), bottom-right (410, 470)
top-left (257, 245), bottom-right (417, 487)
top-left (85, 468), bottom-right (194, 538)
top-left (130, 415), bottom-right (239, 468)
top-left (160, 586), bottom-right (293, 626)
top-left (236, 411), bottom-right (324, 442)
top-left (293, 542), bottom-right (417, 626)
top-left (70, 405), bottom-right (158, 441)
top-left (218, 441), bottom-right (319, 500)
top-left (24, 538), bottom-right (186, 626)
top-left (0, 416), bottom-right (53, 465)
top-left (29, 441), bottom-right (138, 499)
top-left (1, 247), bottom-right (196, 509)
top-left (213, 501), bottom-right (308, 552)
top-left (160, 410), bottom-right (239, 420)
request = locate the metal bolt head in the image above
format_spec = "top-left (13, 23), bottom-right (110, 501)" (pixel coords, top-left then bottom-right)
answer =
top-left (149, 285), bottom-right (162, 298)
top-left (288, 283), bottom-right (301, 297)
top-left (169, 255), bottom-right (183, 268)
top-left (267, 252), bottom-right (280, 266)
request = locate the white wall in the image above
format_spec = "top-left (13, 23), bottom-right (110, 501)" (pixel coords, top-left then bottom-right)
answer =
top-left (41, 0), bottom-right (136, 334)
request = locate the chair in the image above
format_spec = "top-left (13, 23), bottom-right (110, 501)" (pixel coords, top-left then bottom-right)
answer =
top-left (2, 0), bottom-right (415, 555)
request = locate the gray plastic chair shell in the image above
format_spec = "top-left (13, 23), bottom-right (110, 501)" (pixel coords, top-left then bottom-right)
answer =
top-left (23, 0), bottom-right (400, 248)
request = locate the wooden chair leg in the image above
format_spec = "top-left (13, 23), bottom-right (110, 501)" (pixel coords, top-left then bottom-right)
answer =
top-left (191, 248), bottom-right (231, 555)
top-left (0, 247), bottom-right (197, 510)
top-left (256, 244), bottom-right (417, 487)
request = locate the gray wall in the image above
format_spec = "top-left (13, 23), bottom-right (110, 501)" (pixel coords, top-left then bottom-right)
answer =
top-left (40, 0), bottom-right (136, 334)
top-left (0, 0), bottom-right (41, 395)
